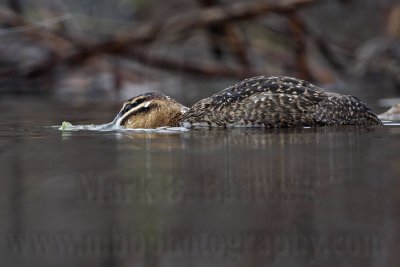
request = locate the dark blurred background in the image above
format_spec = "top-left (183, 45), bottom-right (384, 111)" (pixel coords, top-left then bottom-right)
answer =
top-left (0, 0), bottom-right (400, 106)
top-left (1, 2), bottom-right (400, 267)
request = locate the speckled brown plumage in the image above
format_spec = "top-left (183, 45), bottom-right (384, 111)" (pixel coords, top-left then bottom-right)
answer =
top-left (117, 76), bottom-right (382, 129)
top-left (182, 76), bottom-right (382, 127)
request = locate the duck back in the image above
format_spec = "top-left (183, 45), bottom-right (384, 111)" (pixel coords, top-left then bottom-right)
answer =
top-left (182, 76), bottom-right (382, 127)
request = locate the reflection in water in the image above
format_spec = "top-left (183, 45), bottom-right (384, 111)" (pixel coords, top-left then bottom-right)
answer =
top-left (113, 127), bottom-right (372, 204)
top-left (0, 105), bottom-right (399, 267)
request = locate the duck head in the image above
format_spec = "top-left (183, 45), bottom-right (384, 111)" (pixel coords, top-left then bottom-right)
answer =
top-left (114, 92), bottom-right (188, 128)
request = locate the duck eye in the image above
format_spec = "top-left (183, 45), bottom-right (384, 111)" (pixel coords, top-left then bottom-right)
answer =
top-left (122, 98), bottom-right (147, 115)
top-left (123, 104), bottom-right (134, 114)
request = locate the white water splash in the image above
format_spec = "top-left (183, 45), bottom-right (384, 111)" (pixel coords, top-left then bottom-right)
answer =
top-left (57, 121), bottom-right (188, 133)
top-left (58, 121), bottom-right (119, 131)
top-left (382, 121), bottom-right (400, 127)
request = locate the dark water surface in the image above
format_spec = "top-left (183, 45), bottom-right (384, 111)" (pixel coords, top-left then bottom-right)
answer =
top-left (0, 98), bottom-right (399, 267)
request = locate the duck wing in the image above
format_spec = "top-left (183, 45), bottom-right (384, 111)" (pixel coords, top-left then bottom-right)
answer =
top-left (182, 76), bottom-right (327, 127)
top-left (183, 76), bottom-right (381, 127)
